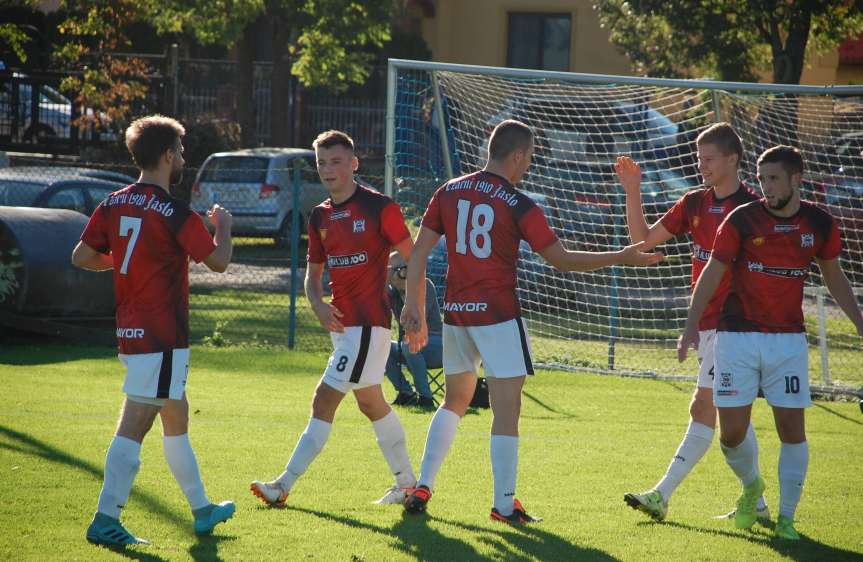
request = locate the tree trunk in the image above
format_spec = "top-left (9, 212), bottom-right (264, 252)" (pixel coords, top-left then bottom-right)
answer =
top-left (234, 25), bottom-right (257, 147)
top-left (270, 15), bottom-right (292, 146)
top-left (772, 6), bottom-right (812, 84)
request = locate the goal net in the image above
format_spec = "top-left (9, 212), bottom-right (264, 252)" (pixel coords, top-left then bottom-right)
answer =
top-left (386, 60), bottom-right (863, 384)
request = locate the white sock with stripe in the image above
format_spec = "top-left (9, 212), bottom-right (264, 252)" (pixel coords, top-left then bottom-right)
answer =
top-left (778, 441), bottom-right (808, 520)
top-left (655, 420), bottom-right (713, 500)
top-left (372, 410), bottom-right (416, 488)
top-left (417, 407), bottom-right (460, 490)
top-left (163, 433), bottom-right (210, 511)
top-left (97, 436), bottom-right (142, 519)
top-left (720, 429), bottom-right (759, 487)
top-left (277, 417), bottom-right (332, 492)
top-left (491, 434), bottom-right (519, 517)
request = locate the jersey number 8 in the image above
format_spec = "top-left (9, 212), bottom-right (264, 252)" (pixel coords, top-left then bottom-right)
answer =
top-left (455, 199), bottom-right (494, 259)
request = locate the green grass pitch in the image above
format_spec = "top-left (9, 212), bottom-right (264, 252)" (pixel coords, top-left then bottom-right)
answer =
top-left (1, 344), bottom-right (861, 561)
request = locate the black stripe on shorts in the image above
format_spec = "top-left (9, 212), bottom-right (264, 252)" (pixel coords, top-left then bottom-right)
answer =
top-left (349, 327), bottom-right (372, 383)
top-left (156, 349), bottom-right (173, 398)
top-left (516, 317), bottom-right (534, 375)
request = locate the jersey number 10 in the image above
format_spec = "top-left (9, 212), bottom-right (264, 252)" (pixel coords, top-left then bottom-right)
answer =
top-left (455, 199), bottom-right (494, 259)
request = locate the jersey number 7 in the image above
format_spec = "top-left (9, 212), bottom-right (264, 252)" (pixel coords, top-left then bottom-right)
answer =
top-left (119, 215), bottom-right (142, 275)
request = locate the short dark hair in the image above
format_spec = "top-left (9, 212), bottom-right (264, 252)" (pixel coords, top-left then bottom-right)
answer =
top-left (313, 130), bottom-right (354, 151)
top-left (696, 122), bottom-right (743, 166)
top-left (757, 145), bottom-right (804, 177)
top-left (125, 115), bottom-right (185, 170)
top-left (488, 119), bottom-right (534, 161)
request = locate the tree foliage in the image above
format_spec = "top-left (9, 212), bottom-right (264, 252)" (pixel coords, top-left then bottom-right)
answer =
top-left (593, 1), bottom-right (863, 84)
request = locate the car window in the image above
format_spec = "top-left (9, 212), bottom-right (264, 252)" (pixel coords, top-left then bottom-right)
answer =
top-left (297, 157), bottom-right (319, 183)
top-left (199, 156), bottom-right (269, 183)
top-left (44, 185), bottom-right (87, 213)
top-left (0, 180), bottom-right (43, 205)
top-left (84, 184), bottom-right (119, 205)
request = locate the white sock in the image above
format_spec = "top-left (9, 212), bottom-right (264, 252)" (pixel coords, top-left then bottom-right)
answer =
top-left (97, 436), bottom-right (142, 519)
top-left (276, 417), bottom-right (332, 492)
top-left (163, 434), bottom-right (210, 511)
top-left (747, 424), bottom-right (767, 510)
top-left (720, 429), bottom-right (759, 487)
top-left (417, 408), bottom-right (461, 490)
top-left (778, 441), bottom-right (808, 520)
top-left (490, 434), bottom-right (518, 516)
top-left (372, 410), bottom-right (416, 488)
top-left (655, 420), bottom-right (713, 500)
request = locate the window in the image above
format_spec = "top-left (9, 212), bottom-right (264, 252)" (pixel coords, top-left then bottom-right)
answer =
top-left (200, 156), bottom-right (269, 183)
top-left (507, 13), bottom-right (571, 71)
top-left (44, 185), bottom-right (87, 213)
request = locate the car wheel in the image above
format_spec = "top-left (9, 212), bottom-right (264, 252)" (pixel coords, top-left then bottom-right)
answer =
top-left (23, 123), bottom-right (57, 143)
top-left (274, 213), bottom-right (302, 250)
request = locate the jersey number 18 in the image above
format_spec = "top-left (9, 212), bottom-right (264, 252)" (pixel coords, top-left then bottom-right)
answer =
top-left (455, 199), bottom-right (494, 259)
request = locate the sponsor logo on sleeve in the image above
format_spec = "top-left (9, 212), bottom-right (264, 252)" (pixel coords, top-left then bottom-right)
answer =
top-left (327, 252), bottom-right (368, 268)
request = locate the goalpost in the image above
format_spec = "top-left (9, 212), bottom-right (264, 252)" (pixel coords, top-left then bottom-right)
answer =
top-left (386, 58), bottom-right (863, 391)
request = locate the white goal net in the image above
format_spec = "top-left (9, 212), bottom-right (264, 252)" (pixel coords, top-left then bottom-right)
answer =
top-left (386, 60), bottom-right (863, 387)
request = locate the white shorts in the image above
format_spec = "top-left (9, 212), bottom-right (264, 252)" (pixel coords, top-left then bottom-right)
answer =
top-left (442, 317), bottom-right (534, 379)
top-left (713, 332), bottom-right (811, 408)
top-left (696, 329), bottom-right (716, 389)
top-left (321, 326), bottom-right (391, 394)
top-left (119, 348), bottom-right (190, 402)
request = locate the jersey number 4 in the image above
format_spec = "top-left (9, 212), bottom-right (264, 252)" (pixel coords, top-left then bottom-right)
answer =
top-left (119, 216), bottom-right (142, 275)
top-left (455, 199), bottom-right (494, 259)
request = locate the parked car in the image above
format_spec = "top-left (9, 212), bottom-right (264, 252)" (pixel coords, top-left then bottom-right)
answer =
top-left (191, 148), bottom-right (329, 247)
top-left (0, 167), bottom-right (125, 214)
top-left (803, 179), bottom-right (863, 281)
top-left (482, 94), bottom-right (679, 164)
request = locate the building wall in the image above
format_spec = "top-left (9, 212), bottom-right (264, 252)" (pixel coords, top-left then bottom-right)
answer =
top-left (419, 0), bottom-right (631, 75)
top-left (417, 0), bottom-right (861, 86)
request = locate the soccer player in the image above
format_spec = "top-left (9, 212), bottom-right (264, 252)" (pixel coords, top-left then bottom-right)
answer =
top-left (679, 145), bottom-right (863, 539)
top-left (616, 122), bottom-right (768, 521)
top-left (250, 130), bottom-right (418, 507)
top-left (400, 119), bottom-right (663, 523)
top-left (72, 115), bottom-right (235, 545)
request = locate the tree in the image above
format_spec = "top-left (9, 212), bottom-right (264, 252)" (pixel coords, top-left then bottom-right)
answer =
top-left (593, 1), bottom-right (863, 84)
top-left (151, 0), bottom-right (392, 145)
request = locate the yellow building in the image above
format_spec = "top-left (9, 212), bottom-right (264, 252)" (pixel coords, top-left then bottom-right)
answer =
top-left (408, 0), bottom-right (862, 86)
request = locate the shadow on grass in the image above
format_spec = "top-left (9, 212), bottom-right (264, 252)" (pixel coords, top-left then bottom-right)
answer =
top-left (0, 343), bottom-right (115, 366)
top-left (521, 390), bottom-right (578, 420)
top-left (650, 520), bottom-right (863, 562)
top-left (812, 402), bottom-right (863, 427)
top-left (0, 425), bottom-right (187, 530)
top-left (189, 534), bottom-right (237, 562)
top-left (287, 505), bottom-right (620, 562)
top-left (93, 543), bottom-right (170, 562)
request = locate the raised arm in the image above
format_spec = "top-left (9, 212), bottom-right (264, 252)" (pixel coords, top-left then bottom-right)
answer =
top-left (678, 257), bottom-right (728, 361)
top-left (615, 156), bottom-right (675, 250)
top-left (538, 239), bottom-right (663, 272)
top-left (202, 204), bottom-right (233, 273)
top-left (817, 257), bottom-right (863, 342)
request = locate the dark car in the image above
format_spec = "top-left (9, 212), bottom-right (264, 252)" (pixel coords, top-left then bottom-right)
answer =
top-left (0, 167), bottom-right (125, 215)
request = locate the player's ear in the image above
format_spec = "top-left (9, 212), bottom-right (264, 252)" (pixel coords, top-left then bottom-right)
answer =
top-left (351, 155), bottom-right (359, 172)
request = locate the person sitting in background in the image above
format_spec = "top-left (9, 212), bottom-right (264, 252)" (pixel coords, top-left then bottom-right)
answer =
top-left (385, 250), bottom-right (442, 409)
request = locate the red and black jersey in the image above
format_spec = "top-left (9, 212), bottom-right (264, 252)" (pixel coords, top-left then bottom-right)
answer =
top-left (307, 184), bottom-right (410, 328)
top-left (712, 200), bottom-right (841, 333)
top-left (81, 183), bottom-right (216, 354)
top-left (422, 170), bottom-right (558, 326)
top-left (660, 184), bottom-right (758, 330)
